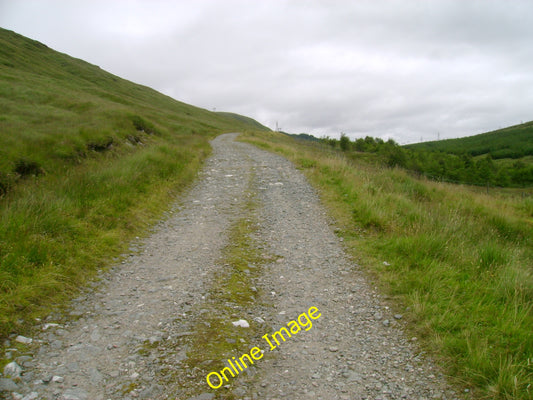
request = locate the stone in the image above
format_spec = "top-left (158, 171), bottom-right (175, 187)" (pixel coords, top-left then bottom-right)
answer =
top-left (0, 377), bottom-right (19, 392)
top-left (15, 335), bottom-right (32, 344)
top-left (15, 356), bottom-right (32, 366)
top-left (22, 393), bottom-right (38, 400)
top-left (88, 367), bottom-right (104, 384)
top-left (43, 323), bottom-right (60, 330)
top-left (232, 319), bottom-right (250, 328)
top-left (3, 362), bottom-right (22, 378)
top-left (61, 388), bottom-right (89, 400)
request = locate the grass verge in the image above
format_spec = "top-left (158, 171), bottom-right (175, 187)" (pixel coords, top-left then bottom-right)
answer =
top-left (241, 131), bottom-right (533, 400)
top-left (0, 133), bottom-right (211, 340)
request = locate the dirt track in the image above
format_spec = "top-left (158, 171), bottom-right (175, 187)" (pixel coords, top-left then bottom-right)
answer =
top-left (5, 133), bottom-right (461, 400)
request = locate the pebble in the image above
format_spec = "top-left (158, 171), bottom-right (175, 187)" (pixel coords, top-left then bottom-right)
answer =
top-left (0, 377), bottom-right (19, 392)
top-left (232, 319), bottom-right (250, 328)
top-left (15, 335), bottom-right (32, 344)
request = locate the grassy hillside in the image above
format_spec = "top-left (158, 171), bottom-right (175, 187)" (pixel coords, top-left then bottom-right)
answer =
top-left (0, 27), bottom-right (268, 338)
top-left (241, 131), bottom-right (533, 400)
top-left (215, 111), bottom-right (270, 131)
top-left (406, 121), bottom-right (533, 159)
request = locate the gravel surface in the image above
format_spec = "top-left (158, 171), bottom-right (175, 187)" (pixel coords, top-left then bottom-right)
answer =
top-left (2, 133), bottom-right (464, 400)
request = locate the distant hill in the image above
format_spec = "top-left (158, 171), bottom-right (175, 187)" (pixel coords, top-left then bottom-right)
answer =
top-left (215, 112), bottom-right (270, 132)
top-left (406, 121), bottom-right (533, 159)
top-left (281, 132), bottom-right (320, 142)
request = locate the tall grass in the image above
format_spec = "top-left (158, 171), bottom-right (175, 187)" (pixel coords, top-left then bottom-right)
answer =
top-left (0, 27), bottom-right (270, 339)
top-left (242, 131), bottom-right (533, 400)
top-left (0, 135), bottom-right (210, 336)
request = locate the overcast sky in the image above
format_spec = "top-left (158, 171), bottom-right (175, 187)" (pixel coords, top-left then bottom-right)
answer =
top-left (1, 0), bottom-right (533, 143)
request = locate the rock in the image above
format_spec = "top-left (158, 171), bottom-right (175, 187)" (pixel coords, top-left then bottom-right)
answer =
top-left (52, 375), bottom-right (65, 383)
top-left (232, 319), bottom-right (249, 328)
top-left (22, 393), bottom-right (38, 400)
top-left (61, 388), bottom-right (88, 400)
top-left (148, 335), bottom-right (162, 344)
top-left (382, 319), bottom-right (390, 327)
top-left (43, 323), bottom-right (60, 330)
top-left (0, 377), bottom-right (19, 392)
top-left (15, 335), bottom-right (32, 344)
top-left (328, 346), bottom-right (339, 352)
top-left (15, 356), bottom-right (33, 367)
top-left (88, 367), bottom-right (104, 384)
top-left (3, 362), bottom-right (22, 378)
top-left (253, 316), bottom-right (265, 323)
top-left (139, 384), bottom-right (163, 399)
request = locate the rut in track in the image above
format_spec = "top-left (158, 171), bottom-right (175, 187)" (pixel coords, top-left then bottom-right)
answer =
top-left (6, 133), bottom-right (462, 400)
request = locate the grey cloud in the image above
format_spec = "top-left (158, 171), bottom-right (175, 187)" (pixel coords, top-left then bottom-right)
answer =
top-left (1, 0), bottom-right (532, 143)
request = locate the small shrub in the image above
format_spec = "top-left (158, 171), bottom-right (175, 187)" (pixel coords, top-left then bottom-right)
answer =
top-left (340, 133), bottom-right (350, 151)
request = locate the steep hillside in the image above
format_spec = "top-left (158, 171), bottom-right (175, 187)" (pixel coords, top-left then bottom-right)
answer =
top-left (0, 28), bottom-right (268, 337)
top-left (406, 121), bottom-right (533, 159)
top-left (0, 28), bottom-right (268, 193)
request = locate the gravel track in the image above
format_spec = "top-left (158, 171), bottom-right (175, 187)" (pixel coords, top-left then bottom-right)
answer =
top-left (3, 133), bottom-right (462, 400)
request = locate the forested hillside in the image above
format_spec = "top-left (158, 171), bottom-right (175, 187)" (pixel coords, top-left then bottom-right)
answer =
top-left (322, 128), bottom-right (533, 187)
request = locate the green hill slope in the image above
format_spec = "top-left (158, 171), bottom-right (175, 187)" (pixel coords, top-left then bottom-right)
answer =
top-left (0, 28), bottom-right (268, 191)
top-left (215, 111), bottom-right (270, 131)
top-left (0, 27), bottom-right (268, 337)
top-left (406, 121), bottom-right (533, 159)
